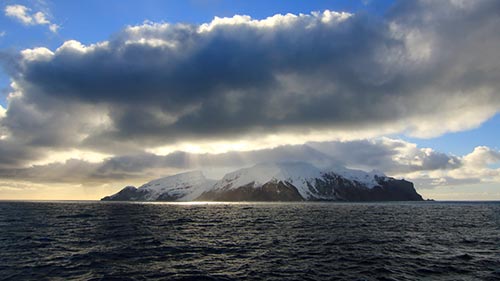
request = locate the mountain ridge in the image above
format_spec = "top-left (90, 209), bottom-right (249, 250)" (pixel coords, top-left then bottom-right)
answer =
top-left (102, 161), bottom-right (423, 202)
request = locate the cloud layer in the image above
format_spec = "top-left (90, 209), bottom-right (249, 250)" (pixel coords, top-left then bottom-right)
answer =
top-left (0, 138), bottom-right (498, 191)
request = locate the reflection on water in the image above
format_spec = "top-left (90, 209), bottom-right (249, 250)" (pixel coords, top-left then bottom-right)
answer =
top-left (0, 201), bottom-right (499, 280)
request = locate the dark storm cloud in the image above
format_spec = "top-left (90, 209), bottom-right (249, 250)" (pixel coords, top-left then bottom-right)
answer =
top-left (5, 11), bottom-right (379, 152)
top-left (1, 0), bottom-right (500, 167)
top-left (0, 140), bottom-right (41, 168)
top-left (0, 159), bottom-right (98, 183)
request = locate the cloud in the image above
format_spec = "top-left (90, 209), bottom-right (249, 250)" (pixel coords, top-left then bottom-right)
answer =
top-left (0, 144), bottom-right (336, 183)
top-left (4, 4), bottom-right (59, 32)
top-left (5, 5), bottom-right (32, 25)
top-left (0, 138), bottom-right (498, 193)
top-left (380, 144), bottom-right (500, 189)
top-left (0, 0), bottom-right (500, 183)
top-left (5, 1), bottom-right (500, 154)
top-left (462, 146), bottom-right (500, 168)
top-left (308, 138), bottom-right (462, 174)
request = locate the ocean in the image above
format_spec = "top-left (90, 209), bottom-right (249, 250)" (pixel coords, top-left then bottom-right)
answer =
top-left (0, 201), bottom-right (498, 280)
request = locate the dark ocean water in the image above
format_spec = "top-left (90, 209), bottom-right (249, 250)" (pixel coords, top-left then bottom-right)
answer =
top-left (0, 201), bottom-right (498, 281)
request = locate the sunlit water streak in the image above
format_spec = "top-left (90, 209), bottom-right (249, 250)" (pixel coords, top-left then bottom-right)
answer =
top-left (0, 201), bottom-right (499, 280)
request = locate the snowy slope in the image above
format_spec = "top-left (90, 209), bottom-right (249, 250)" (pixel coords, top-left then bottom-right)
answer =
top-left (212, 162), bottom-right (321, 199)
top-left (210, 162), bottom-right (389, 200)
top-left (139, 170), bottom-right (216, 201)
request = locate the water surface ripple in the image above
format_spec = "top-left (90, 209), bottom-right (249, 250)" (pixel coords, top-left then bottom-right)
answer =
top-left (0, 201), bottom-right (499, 280)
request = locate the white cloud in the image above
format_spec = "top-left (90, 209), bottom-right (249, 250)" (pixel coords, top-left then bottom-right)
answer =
top-left (48, 23), bottom-right (59, 32)
top-left (462, 146), bottom-right (500, 167)
top-left (403, 145), bottom-right (500, 188)
top-left (20, 47), bottom-right (54, 62)
top-left (4, 4), bottom-right (59, 32)
top-left (33, 11), bottom-right (49, 24)
top-left (5, 5), bottom-right (33, 24)
top-left (0, 105), bottom-right (7, 139)
top-left (0, 105), bottom-right (6, 118)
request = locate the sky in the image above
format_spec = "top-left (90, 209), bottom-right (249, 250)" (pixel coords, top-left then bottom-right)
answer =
top-left (0, 0), bottom-right (499, 200)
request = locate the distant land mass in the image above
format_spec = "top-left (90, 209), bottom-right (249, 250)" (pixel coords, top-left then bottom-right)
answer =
top-left (102, 162), bottom-right (423, 202)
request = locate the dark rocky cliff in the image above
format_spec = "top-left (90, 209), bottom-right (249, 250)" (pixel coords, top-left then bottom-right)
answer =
top-left (197, 181), bottom-right (304, 202)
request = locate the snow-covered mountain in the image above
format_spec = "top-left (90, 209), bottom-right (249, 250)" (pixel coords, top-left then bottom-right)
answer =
top-left (102, 162), bottom-right (423, 202)
top-left (197, 162), bottom-right (422, 201)
top-left (101, 170), bottom-right (216, 201)
top-left (210, 162), bottom-right (322, 198)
